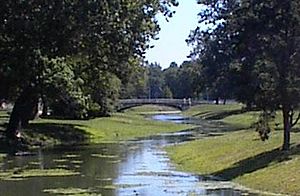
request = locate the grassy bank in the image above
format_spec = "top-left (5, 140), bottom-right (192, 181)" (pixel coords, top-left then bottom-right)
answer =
top-left (124, 104), bottom-right (180, 115)
top-left (0, 106), bottom-right (192, 148)
top-left (167, 104), bottom-right (300, 195)
top-left (182, 104), bottom-right (243, 119)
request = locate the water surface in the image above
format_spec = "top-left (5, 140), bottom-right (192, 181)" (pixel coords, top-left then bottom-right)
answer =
top-left (0, 114), bottom-right (254, 195)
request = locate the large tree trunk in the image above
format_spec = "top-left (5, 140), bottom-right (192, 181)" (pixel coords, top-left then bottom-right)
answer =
top-left (223, 98), bottom-right (227, 105)
top-left (282, 106), bottom-right (291, 151)
top-left (215, 97), bottom-right (219, 105)
top-left (6, 87), bottom-right (39, 144)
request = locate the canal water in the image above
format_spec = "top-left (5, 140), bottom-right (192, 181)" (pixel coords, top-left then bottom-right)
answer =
top-left (0, 114), bottom-right (254, 196)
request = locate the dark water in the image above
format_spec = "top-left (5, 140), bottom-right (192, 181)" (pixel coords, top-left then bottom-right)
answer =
top-left (0, 114), bottom-right (255, 196)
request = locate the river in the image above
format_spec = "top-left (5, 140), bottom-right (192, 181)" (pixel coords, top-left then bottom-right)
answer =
top-left (0, 114), bottom-right (255, 195)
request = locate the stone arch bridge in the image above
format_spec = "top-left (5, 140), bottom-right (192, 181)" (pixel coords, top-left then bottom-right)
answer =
top-left (117, 99), bottom-right (205, 111)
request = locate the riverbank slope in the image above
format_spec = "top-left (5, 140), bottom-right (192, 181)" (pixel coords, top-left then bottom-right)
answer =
top-left (0, 105), bottom-right (192, 149)
top-left (167, 104), bottom-right (300, 195)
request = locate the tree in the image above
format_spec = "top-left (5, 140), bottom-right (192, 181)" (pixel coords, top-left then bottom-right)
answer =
top-left (188, 31), bottom-right (233, 104)
top-left (163, 62), bottom-right (179, 98)
top-left (147, 63), bottom-right (165, 98)
top-left (193, 0), bottom-right (300, 150)
top-left (120, 64), bottom-right (149, 99)
top-left (175, 61), bottom-right (199, 99)
top-left (163, 61), bottom-right (200, 99)
top-left (187, 0), bottom-right (239, 104)
top-left (0, 0), bottom-right (178, 143)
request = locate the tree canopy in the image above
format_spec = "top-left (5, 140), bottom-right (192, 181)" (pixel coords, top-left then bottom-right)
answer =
top-left (0, 0), bottom-right (178, 141)
top-left (190, 0), bottom-right (300, 150)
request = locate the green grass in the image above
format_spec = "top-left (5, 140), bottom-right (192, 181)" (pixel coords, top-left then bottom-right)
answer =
top-left (81, 113), bottom-right (191, 142)
top-left (222, 111), bottom-right (259, 128)
top-left (0, 110), bottom-right (9, 132)
top-left (0, 106), bottom-right (192, 147)
top-left (167, 104), bottom-right (300, 195)
top-left (124, 104), bottom-right (179, 115)
top-left (0, 154), bottom-right (5, 161)
top-left (32, 112), bottom-right (191, 144)
top-left (166, 130), bottom-right (300, 195)
top-left (183, 104), bottom-right (243, 119)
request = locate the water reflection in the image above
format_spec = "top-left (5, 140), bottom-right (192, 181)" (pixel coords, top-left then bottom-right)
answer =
top-left (0, 114), bottom-right (255, 196)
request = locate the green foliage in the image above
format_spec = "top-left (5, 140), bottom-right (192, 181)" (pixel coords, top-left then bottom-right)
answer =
top-left (163, 62), bottom-right (179, 97)
top-left (121, 60), bottom-right (200, 100)
top-left (254, 111), bottom-right (274, 141)
top-left (91, 72), bottom-right (121, 116)
top-left (175, 61), bottom-right (199, 98)
top-left (0, 0), bottom-right (179, 118)
top-left (190, 0), bottom-right (300, 149)
top-left (162, 86), bottom-right (173, 98)
top-left (163, 61), bottom-right (199, 99)
top-left (147, 63), bottom-right (165, 98)
top-left (120, 65), bottom-right (149, 99)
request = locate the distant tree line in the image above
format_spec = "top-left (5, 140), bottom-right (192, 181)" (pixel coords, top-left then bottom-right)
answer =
top-left (121, 60), bottom-right (202, 100)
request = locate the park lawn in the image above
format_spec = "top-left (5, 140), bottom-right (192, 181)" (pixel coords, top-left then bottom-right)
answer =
top-left (182, 103), bottom-right (243, 119)
top-left (0, 106), bottom-right (192, 146)
top-left (167, 104), bottom-right (300, 195)
top-left (30, 113), bottom-right (192, 144)
top-left (184, 103), bottom-right (297, 130)
top-left (222, 109), bottom-right (300, 130)
top-left (166, 130), bottom-right (300, 195)
top-left (124, 104), bottom-right (179, 115)
top-left (78, 113), bottom-right (192, 143)
top-left (221, 111), bottom-right (259, 128)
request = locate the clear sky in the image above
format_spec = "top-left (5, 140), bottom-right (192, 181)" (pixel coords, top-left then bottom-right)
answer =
top-left (145, 0), bottom-right (201, 69)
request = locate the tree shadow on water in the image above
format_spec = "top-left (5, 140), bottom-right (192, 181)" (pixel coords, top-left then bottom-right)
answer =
top-left (212, 144), bottom-right (300, 180)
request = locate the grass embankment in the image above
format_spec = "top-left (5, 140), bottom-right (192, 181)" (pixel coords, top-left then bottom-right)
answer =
top-left (0, 105), bottom-right (191, 147)
top-left (167, 104), bottom-right (300, 195)
top-left (124, 104), bottom-right (179, 115)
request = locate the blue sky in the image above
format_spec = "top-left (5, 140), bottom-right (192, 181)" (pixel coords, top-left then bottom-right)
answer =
top-left (145, 0), bottom-right (201, 68)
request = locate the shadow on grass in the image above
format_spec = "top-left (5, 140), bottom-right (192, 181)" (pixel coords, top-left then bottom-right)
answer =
top-left (192, 109), bottom-right (248, 120)
top-left (190, 117), bottom-right (248, 135)
top-left (26, 122), bottom-right (91, 145)
top-left (0, 122), bottom-right (91, 154)
top-left (212, 144), bottom-right (300, 180)
top-left (204, 109), bottom-right (253, 120)
top-left (0, 116), bottom-right (8, 120)
top-left (291, 127), bottom-right (300, 133)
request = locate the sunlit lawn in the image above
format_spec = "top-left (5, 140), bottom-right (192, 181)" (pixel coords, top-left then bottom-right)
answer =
top-left (124, 105), bottom-right (179, 115)
top-left (167, 104), bottom-right (300, 195)
top-left (0, 106), bottom-right (193, 146)
top-left (76, 113), bottom-right (192, 142)
top-left (183, 103), bottom-right (243, 119)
